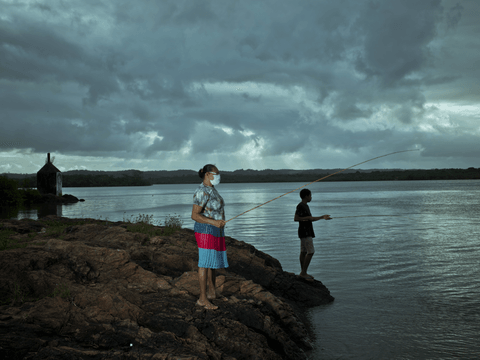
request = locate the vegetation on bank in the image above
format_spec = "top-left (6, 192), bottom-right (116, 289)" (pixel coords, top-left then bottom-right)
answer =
top-left (0, 176), bottom-right (44, 207)
top-left (2, 172), bottom-right (151, 188)
top-left (123, 213), bottom-right (184, 239)
top-left (2, 167), bottom-right (480, 188)
top-left (0, 213), bottom-right (184, 252)
top-left (294, 167), bottom-right (480, 182)
top-left (1, 280), bottom-right (73, 306)
top-left (62, 172), bottom-right (151, 187)
top-left (147, 167), bottom-right (480, 183)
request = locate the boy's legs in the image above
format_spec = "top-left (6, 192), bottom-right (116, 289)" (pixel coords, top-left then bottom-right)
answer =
top-left (299, 237), bottom-right (315, 278)
top-left (300, 251), bottom-right (306, 271)
top-left (300, 253), bottom-right (314, 277)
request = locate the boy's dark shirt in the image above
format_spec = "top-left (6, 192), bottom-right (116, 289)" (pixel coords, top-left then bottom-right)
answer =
top-left (296, 202), bottom-right (315, 238)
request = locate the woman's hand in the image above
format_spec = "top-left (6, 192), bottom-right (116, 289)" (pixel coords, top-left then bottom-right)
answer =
top-left (322, 215), bottom-right (332, 220)
top-left (215, 220), bottom-right (226, 228)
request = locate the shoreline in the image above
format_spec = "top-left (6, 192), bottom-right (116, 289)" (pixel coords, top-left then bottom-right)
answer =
top-left (3, 167), bottom-right (480, 188)
top-left (0, 216), bottom-right (334, 359)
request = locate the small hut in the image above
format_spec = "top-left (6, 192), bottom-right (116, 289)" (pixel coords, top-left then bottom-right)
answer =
top-left (37, 153), bottom-right (62, 196)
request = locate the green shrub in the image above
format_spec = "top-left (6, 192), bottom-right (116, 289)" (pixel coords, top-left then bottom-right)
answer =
top-left (0, 176), bottom-right (23, 207)
top-left (164, 213), bottom-right (183, 229)
top-left (123, 213), bottom-right (183, 238)
top-left (20, 188), bottom-right (43, 205)
top-left (124, 213), bottom-right (162, 239)
top-left (163, 213), bottom-right (184, 235)
top-left (51, 284), bottom-right (71, 299)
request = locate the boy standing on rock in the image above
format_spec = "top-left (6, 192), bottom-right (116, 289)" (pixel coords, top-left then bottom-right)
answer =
top-left (294, 188), bottom-right (331, 280)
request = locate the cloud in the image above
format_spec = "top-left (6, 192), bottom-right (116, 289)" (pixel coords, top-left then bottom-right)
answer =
top-left (355, 0), bottom-right (442, 85)
top-left (0, 0), bottom-right (479, 173)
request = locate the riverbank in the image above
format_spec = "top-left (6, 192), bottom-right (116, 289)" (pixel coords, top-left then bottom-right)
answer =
top-left (0, 216), bottom-right (334, 359)
top-left (4, 167), bottom-right (480, 187)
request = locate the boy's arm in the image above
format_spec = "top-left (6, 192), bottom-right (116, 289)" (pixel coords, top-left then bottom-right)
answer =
top-left (294, 214), bottom-right (312, 222)
top-left (294, 214), bottom-right (331, 221)
top-left (312, 215), bottom-right (332, 221)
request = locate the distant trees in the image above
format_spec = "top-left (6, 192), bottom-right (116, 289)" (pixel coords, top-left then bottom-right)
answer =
top-left (2, 168), bottom-right (479, 189)
top-left (194, 168), bottom-right (480, 183)
top-left (62, 172), bottom-right (151, 187)
top-left (74, 168), bottom-right (480, 184)
top-left (1, 173), bottom-right (152, 189)
top-left (298, 168), bottom-right (480, 182)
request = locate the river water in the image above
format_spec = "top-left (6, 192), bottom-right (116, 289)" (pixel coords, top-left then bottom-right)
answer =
top-left (11, 180), bottom-right (480, 359)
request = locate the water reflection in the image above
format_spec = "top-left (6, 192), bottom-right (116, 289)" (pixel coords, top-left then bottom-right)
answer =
top-left (2, 203), bottom-right (64, 219)
top-left (309, 180), bottom-right (480, 359)
top-left (0, 206), bottom-right (20, 219)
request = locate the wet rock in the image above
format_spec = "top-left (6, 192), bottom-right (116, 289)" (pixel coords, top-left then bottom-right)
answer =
top-left (61, 194), bottom-right (84, 203)
top-left (33, 193), bottom-right (84, 204)
top-left (0, 216), bottom-right (334, 359)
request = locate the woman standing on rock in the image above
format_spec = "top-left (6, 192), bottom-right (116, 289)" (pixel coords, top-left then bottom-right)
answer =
top-left (191, 164), bottom-right (227, 310)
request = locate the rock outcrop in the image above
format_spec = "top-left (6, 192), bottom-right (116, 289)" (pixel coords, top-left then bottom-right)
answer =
top-left (37, 193), bottom-right (85, 203)
top-left (0, 216), bottom-right (333, 359)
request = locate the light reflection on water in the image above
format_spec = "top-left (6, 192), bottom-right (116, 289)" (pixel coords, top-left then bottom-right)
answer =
top-left (11, 180), bottom-right (480, 359)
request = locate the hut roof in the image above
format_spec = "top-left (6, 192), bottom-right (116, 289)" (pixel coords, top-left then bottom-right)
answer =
top-left (37, 162), bottom-right (61, 174)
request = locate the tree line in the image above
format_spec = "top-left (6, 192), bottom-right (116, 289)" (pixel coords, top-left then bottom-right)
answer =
top-left (3, 173), bottom-right (151, 188)
top-left (2, 167), bottom-right (479, 188)
top-left (62, 173), bottom-right (151, 187)
top-left (149, 168), bottom-right (480, 183)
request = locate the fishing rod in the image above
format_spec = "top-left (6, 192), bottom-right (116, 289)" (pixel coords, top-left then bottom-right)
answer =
top-left (225, 149), bottom-right (419, 223)
top-left (332, 215), bottom-right (410, 219)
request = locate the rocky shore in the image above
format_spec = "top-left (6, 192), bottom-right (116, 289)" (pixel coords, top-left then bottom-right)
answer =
top-left (36, 193), bottom-right (85, 204)
top-left (0, 216), bottom-right (334, 359)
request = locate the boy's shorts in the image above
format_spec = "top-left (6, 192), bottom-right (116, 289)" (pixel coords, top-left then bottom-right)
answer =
top-left (300, 237), bottom-right (315, 254)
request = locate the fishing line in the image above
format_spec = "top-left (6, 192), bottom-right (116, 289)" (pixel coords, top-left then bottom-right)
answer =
top-left (225, 149), bottom-right (419, 223)
top-left (332, 215), bottom-right (409, 219)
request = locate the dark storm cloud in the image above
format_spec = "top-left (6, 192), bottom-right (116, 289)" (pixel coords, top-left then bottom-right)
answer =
top-left (355, 0), bottom-right (442, 86)
top-left (0, 0), bottom-right (478, 172)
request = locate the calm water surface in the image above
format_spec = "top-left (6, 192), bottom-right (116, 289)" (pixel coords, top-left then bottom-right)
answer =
top-left (14, 180), bottom-right (480, 359)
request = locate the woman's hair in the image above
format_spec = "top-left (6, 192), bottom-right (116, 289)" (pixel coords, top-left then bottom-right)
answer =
top-left (198, 164), bottom-right (216, 179)
top-left (300, 188), bottom-right (311, 199)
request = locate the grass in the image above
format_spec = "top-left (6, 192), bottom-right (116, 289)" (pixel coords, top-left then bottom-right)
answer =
top-left (164, 213), bottom-right (183, 230)
top-left (0, 229), bottom-right (28, 251)
top-left (123, 213), bottom-right (184, 240)
top-left (0, 213), bottom-right (184, 251)
top-left (50, 284), bottom-right (71, 299)
top-left (1, 282), bottom-right (72, 306)
top-left (10, 282), bottom-right (25, 305)
top-left (0, 281), bottom-right (34, 306)
top-left (0, 214), bottom-right (184, 306)
top-left (39, 218), bottom-right (93, 239)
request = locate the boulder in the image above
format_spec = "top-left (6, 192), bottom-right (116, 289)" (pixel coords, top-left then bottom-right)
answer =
top-left (31, 193), bottom-right (84, 204)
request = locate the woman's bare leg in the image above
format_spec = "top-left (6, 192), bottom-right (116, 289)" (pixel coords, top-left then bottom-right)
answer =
top-left (198, 267), bottom-right (218, 309)
top-left (207, 268), bottom-right (216, 299)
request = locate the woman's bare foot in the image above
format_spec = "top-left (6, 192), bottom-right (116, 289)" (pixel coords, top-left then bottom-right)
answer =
top-left (196, 299), bottom-right (218, 310)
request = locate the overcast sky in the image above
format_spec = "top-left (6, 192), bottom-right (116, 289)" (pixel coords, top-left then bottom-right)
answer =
top-left (1, 0), bottom-right (479, 174)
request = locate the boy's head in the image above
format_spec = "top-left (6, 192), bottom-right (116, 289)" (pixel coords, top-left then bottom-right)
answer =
top-left (300, 188), bottom-right (312, 200)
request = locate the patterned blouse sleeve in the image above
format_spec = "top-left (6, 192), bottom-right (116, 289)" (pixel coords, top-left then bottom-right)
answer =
top-left (193, 187), bottom-right (209, 208)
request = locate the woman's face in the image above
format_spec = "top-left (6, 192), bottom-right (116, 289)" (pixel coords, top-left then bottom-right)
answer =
top-left (206, 167), bottom-right (219, 182)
